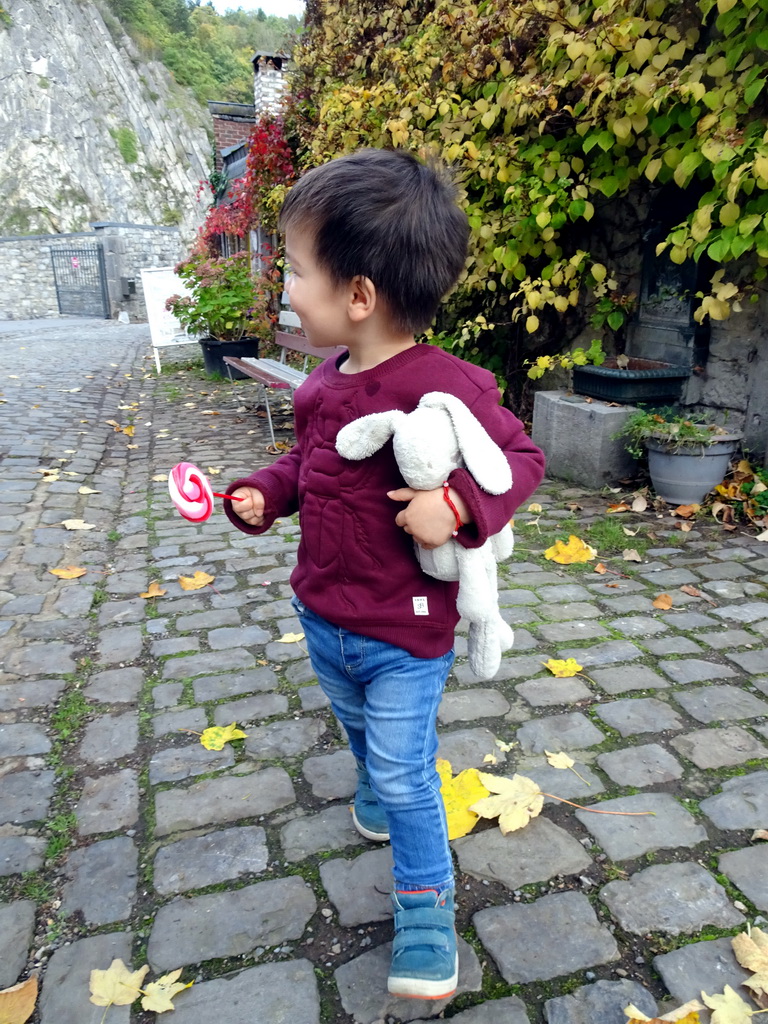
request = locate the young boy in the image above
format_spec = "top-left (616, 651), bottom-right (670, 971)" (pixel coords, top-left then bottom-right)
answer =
top-left (225, 148), bottom-right (545, 1000)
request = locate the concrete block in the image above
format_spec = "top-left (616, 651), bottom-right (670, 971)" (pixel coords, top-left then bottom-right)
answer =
top-left (532, 391), bottom-right (639, 485)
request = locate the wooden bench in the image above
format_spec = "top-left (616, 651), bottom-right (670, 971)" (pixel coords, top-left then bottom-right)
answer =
top-left (223, 306), bottom-right (345, 447)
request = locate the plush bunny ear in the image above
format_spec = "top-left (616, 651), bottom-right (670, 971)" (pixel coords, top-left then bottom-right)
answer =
top-left (336, 410), bottom-right (406, 460)
top-left (419, 392), bottom-right (512, 494)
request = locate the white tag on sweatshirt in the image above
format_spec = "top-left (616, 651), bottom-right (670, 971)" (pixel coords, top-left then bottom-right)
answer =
top-left (413, 596), bottom-right (429, 616)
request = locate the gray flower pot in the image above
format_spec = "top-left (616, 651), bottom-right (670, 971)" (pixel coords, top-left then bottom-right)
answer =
top-left (645, 434), bottom-right (742, 504)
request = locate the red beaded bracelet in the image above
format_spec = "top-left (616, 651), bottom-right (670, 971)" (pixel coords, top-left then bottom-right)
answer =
top-left (442, 481), bottom-right (463, 537)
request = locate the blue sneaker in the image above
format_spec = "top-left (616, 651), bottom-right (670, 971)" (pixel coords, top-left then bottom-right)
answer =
top-left (351, 757), bottom-right (390, 842)
top-left (387, 888), bottom-right (458, 1000)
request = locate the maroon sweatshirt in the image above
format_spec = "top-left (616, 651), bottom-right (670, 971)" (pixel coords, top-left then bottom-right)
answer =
top-left (226, 344), bottom-right (546, 658)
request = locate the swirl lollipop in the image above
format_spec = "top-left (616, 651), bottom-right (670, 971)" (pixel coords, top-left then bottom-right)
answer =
top-left (168, 462), bottom-right (243, 523)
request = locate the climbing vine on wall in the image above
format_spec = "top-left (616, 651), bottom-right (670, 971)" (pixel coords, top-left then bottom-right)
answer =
top-left (289, 0), bottom-right (768, 391)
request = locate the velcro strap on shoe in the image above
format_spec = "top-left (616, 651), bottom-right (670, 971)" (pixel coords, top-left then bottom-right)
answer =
top-left (392, 927), bottom-right (450, 954)
top-left (394, 906), bottom-right (454, 931)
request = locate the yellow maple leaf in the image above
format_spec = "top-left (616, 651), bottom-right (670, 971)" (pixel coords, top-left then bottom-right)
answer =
top-left (544, 535), bottom-right (597, 564)
top-left (436, 758), bottom-right (490, 840)
top-left (200, 722), bottom-right (247, 751)
top-left (624, 999), bottom-right (703, 1022)
top-left (545, 749), bottom-right (592, 787)
top-left (140, 969), bottom-right (193, 1013)
top-left (179, 571), bottom-right (215, 591)
top-left (122, 425), bottom-right (136, 437)
top-left (277, 632), bottom-right (305, 643)
top-left (60, 519), bottom-right (96, 531)
top-left (89, 959), bottom-right (149, 1007)
top-left (732, 926), bottom-right (768, 1003)
top-left (49, 565), bottom-right (87, 580)
top-left (543, 657), bottom-right (583, 678)
top-left (471, 772), bottom-right (544, 834)
top-left (0, 976), bottom-right (38, 1024)
top-left (140, 582), bottom-right (167, 600)
top-left (653, 593), bottom-right (673, 610)
top-left (700, 985), bottom-right (755, 1024)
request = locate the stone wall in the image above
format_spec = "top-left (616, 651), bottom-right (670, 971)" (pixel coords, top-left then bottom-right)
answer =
top-left (0, 223), bottom-right (183, 321)
top-left (253, 56), bottom-right (289, 115)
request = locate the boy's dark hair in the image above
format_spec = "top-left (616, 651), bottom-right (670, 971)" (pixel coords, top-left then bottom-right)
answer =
top-left (279, 148), bottom-right (470, 334)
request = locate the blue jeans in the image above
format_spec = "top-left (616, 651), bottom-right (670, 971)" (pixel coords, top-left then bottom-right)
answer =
top-left (292, 596), bottom-right (455, 893)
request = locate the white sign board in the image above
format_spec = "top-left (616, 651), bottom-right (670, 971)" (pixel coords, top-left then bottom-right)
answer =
top-left (140, 266), bottom-right (199, 372)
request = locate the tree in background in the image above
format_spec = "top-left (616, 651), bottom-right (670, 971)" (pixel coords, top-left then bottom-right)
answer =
top-left (290, 0), bottom-right (767, 400)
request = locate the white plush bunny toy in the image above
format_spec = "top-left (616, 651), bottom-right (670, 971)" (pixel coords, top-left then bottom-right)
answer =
top-left (335, 391), bottom-right (515, 680)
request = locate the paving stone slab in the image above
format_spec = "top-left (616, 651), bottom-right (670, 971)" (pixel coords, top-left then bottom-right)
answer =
top-left (437, 728), bottom-right (508, 770)
top-left (698, 628), bottom-right (759, 650)
top-left (206, 624), bottom-right (272, 649)
top-left (454, 816), bottom-right (591, 890)
top-left (718, 846), bottom-right (768, 911)
top-left (654, 938), bottom-right (754, 1018)
top-left (61, 836), bottom-right (138, 925)
top-left (280, 804), bottom-right (364, 861)
top-left (152, 707), bottom-right (208, 738)
top-left (212, 692), bottom-right (289, 725)
top-left (607, 615), bottom-right (670, 637)
top-left (414, 995), bottom-right (530, 1024)
top-left (516, 712), bottom-right (604, 753)
top-left (711, 601), bottom-right (768, 623)
top-left (537, 621), bottom-right (609, 643)
top-left (594, 697), bottom-right (684, 736)
top-left (154, 825), bottom-right (269, 895)
top-left (596, 743), bottom-right (684, 787)
top-left (698, 561), bottom-right (755, 580)
top-left (700, 771), bottom-right (768, 829)
top-left (438, 688), bottom-right (511, 723)
top-left (726, 647), bottom-right (768, 674)
top-left (98, 598), bottom-right (146, 626)
top-left (334, 936), bottom-right (481, 1024)
top-left (78, 711), bottom-right (138, 765)
top-left (515, 676), bottom-right (593, 706)
top-left (167, 960), bottom-right (320, 1024)
top-left (190, 666), bottom-right (279, 701)
top-left (303, 749), bottom-right (357, 799)
top-left (556, 640), bottom-right (643, 667)
top-left (589, 664), bottom-right (671, 695)
top-left (243, 718), bottom-right (327, 758)
top-left (638, 567), bottom-right (700, 586)
top-left (320, 847), bottom-right (395, 926)
top-left (659, 659), bottom-right (737, 685)
top-left (152, 682), bottom-right (184, 708)
top-left (162, 648), bottom-right (254, 680)
top-left (299, 683), bottom-right (331, 710)
top-left (75, 769), bottom-right (139, 836)
top-left (671, 726), bottom-right (768, 769)
top-left (84, 666), bottom-right (144, 703)
top-left (537, 601), bottom-right (602, 622)
top-left (155, 766), bottom-right (295, 836)
top-left (0, 769), bottom-right (55, 824)
top-left (0, 723), bottom-right (51, 757)
top-left (97, 625), bottom-right (142, 664)
top-left (0, 679), bottom-right (66, 710)
top-left (544, 980), bottom-right (658, 1024)
top-left (574, 793), bottom-right (707, 860)
top-left (673, 684), bottom-right (768, 723)
top-left (644, 636), bottom-right (704, 656)
top-left (454, 653), bottom-right (545, 684)
top-left (601, 862), bottom-right (744, 936)
top-left (0, 835), bottom-right (46, 876)
top-left (0, 900), bottom-right (35, 987)
top-left (4, 641), bottom-right (77, 676)
top-left (147, 875), bottom-right (316, 970)
top-left (148, 743), bottom-right (235, 784)
top-left (39, 932), bottom-right (134, 1024)
top-left (474, 891), bottom-right (619, 983)
top-left (525, 762), bottom-right (605, 802)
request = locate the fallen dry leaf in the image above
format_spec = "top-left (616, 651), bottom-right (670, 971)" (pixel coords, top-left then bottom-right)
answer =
top-left (207, 467), bottom-right (222, 475)
top-left (200, 722), bottom-right (247, 751)
top-left (622, 548), bottom-right (643, 562)
top-left (60, 519), bottom-right (96, 531)
top-left (595, 562), bottom-right (608, 574)
top-left (652, 593), bottom-right (673, 610)
top-left (140, 968), bottom-right (193, 1013)
top-left (751, 829), bottom-right (768, 842)
top-left (49, 565), bottom-right (87, 580)
top-left (732, 926), bottom-right (768, 1006)
top-left (700, 984), bottom-right (755, 1023)
top-left (679, 521), bottom-right (693, 533)
top-left (0, 976), bottom-right (38, 1024)
top-left (607, 502), bottom-right (631, 514)
top-left (631, 495), bottom-right (648, 512)
top-left (122, 425), bottom-right (136, 437)
top-left (151, 474), bottom-right (167, 482)
top-left (680, 584), bottom-right (703, 598)
top-left (140, 582), bottom-right (167, 600)
top-left (624, 999), bottom-right (703, 1022)
top-left (89, 959), bottom-right (149, 1008)
top-left (757, 529), bottom-right (768, 542)
top-left (528, 503), bottom-right (543, 513)
top-left (623, 526), bottom-right (639, 536)
top-left (277, 631), bottom-right (305, 644)
top-left (671, 504), bottom-right (700, 518)
top-left (78, 486), bottom-right (99, 495)
top-left (543, 657), bottom-right (583, 678)
top-left (546, 749), bottom-right (592, 786)
top-left (472, 772), bottom-right (544, 834)
top-left (178, 571), bottom-right (215, 592)
top-left (436, 758), bottom-right (490, 840)
top-left (483, 753), bottom-right (498, 764)
top-left (544, 535), bottom-right (597, 564)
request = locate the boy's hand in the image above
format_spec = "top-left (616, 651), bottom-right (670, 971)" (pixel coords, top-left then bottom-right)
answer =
top-left (230, 486), bottom-right (266, 527)
top-left (387, 486), bottom-right (470, 550)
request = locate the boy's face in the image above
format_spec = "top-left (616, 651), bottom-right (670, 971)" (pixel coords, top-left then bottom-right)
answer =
top-left (284, 228), bottom-right (350, 349)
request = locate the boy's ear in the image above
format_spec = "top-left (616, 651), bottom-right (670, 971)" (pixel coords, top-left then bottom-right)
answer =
top-left (347, 275), bottom-right (377, 322)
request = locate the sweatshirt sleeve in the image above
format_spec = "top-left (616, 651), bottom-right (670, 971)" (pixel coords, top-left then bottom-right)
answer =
top-left (448, 385), bottom-right (546, 549)
top-left (224, 443), bottom-right (303, 536)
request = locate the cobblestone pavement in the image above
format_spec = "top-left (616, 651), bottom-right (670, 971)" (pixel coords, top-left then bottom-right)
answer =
top-left (2, 320), bottom-right (768, 1024)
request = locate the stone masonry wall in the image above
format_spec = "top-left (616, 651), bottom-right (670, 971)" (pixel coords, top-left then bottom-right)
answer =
top-left (0, 223), bottom-right (183, 321)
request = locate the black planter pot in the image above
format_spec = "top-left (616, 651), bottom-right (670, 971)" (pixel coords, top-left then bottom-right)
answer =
top-left (572, 358), bottom-right (690, 404)
top-left (198, 336), bottom-right (259, 379)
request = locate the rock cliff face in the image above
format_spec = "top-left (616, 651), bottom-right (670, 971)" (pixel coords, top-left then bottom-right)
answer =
top-left (0, 0), bottom-right (211, 242)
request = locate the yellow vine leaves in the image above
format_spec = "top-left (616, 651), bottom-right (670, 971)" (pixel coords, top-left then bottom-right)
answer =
top-left (89, 959), bottom-right (192, 1015)
top-left (199, 722), bottom-right (247, 751)
top-left (543, 657), bottom-right (583, 678)
top-left (544, 535), bottom-right (598, 564)
top-left (732, 926), bottom-right (768, 1006)
top-left (625, 1002), bottom-right (703, 1023)
top-left (178, 571), bottom-right (215, 591)
top-left (471, 772), bottom-right (545, 834)
top-left (436, 758), bottom-right (490, 839)
top-left (0, 977), bottom-right (37, 1024)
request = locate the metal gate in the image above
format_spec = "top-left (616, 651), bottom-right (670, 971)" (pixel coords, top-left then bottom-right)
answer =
top-left (51, 246), bottom-right (110, 318)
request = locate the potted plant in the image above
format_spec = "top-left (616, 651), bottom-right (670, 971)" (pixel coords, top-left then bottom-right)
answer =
top-left (165, 239), bottom-right (277, 378)
top-left (616, 408), bottom-right (742, 505)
